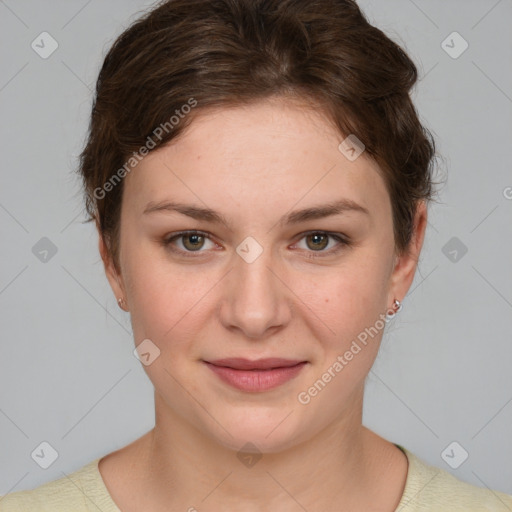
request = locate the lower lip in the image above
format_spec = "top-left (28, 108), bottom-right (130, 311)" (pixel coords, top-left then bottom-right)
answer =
top-left (203, 361), bottom-right (307, 392)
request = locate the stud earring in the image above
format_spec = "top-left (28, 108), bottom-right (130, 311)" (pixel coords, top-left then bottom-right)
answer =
top-left (385, 299), bottom-right (402, 320)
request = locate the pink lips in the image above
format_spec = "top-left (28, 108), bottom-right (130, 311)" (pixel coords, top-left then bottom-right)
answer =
top-left (203, 358), bottom-right (308, 392)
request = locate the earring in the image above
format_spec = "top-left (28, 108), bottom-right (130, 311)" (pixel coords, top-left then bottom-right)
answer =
top-left (117, 297), bottom-right (126, 310)
top-left (385, 299), bottom-right (402, 320)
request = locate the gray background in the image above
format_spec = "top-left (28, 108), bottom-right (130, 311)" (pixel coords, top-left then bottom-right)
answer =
top-left (1, 0), bottom-right (511, 500)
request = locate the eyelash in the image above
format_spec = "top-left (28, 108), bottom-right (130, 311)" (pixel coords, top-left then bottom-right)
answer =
top-left (161, 230), bottom-right (351, 259)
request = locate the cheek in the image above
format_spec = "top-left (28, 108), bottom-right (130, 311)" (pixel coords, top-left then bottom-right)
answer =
top-left (124, 250), bottom-right (216, 346)
top-left (293, 271), bottom-right (388, 413)
top-left (303, 259), bottom-right (388, 335)
top-left (293, 261), bottom-right (391, 392)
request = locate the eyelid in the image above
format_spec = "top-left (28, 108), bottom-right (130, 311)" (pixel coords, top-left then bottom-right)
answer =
top-left (163, 230), bottom-right (219, 254)
top-left (292, 229), bottom-right (350, 245)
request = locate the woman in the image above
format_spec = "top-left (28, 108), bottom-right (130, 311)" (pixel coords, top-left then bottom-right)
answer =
top-left (2, 0), bottom-right (511, 510)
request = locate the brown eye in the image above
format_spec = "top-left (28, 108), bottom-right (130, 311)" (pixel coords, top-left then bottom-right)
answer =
top-left (293, 231), bottom-right (350, 259)
top-left (163, 230), bottom-right (216, 256)
top-left (305, 233), bottom-right (329, 251)
top-left (181, 233), bottom-right (206, 251)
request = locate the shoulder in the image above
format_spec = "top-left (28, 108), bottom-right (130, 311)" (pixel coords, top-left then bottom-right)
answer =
top-left (0, 458), bottom-right (120, 512)
top-left (398, 446), bottom-right (512, 511)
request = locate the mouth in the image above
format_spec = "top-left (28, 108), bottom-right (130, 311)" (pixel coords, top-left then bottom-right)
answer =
top-left (202, 358), bottom-right (308, 392)
top-left (205, 357), bottom-right (307, 370)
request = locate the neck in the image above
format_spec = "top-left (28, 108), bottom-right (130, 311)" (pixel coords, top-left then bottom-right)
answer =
top-left (142, 389), bottom-right (384, 511)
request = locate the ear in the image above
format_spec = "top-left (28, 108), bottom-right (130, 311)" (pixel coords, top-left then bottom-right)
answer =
top-left (96, 220), bottom-right (127, 310)
top-left (387, 201), bottom-right (428, 306)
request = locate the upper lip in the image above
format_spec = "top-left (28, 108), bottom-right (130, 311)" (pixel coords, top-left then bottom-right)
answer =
top-left (205, 358), bottom-right (306, 370)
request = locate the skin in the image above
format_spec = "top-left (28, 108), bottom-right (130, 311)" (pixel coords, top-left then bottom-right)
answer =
top-left (97, 96), bottom-right (428, 512)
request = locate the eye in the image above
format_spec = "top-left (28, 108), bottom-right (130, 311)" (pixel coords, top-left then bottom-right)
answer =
top-left (163, 230), bottom-right (217, 256)
top-left (161, 230), bottom-right (351, 259)
top-left (292, 231), bottom-right (350, 258)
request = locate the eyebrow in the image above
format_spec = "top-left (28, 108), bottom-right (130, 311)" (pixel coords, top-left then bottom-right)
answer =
top-left (143, 198), bottom-right (369, 228)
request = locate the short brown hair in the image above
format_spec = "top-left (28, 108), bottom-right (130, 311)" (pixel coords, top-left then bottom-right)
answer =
top-left (77, 0), bottom-right (442, 271)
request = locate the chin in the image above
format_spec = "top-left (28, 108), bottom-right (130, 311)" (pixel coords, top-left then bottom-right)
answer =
top-left (202, 406), bottom-right (310, 455)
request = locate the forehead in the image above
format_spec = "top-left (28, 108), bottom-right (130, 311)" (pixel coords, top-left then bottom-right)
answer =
top-left (123, 99), bottom-right (390, 220)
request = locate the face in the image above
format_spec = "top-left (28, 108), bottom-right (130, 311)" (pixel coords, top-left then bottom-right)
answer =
top-left (101, 97), bottom-right (426, 453)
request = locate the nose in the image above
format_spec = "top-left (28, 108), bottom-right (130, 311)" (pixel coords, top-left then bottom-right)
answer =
top-left (218, 241), bottom-right (292, 339)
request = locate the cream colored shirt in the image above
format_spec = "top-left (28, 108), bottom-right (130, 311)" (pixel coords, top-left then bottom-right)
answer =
top-left (1, 445), bottom-right (512, 511)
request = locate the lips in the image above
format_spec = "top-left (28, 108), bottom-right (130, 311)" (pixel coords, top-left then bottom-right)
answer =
top-left (203, 357), bottom-right (308, 392)
top-left (205, 357), bottom-right (306, 370)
